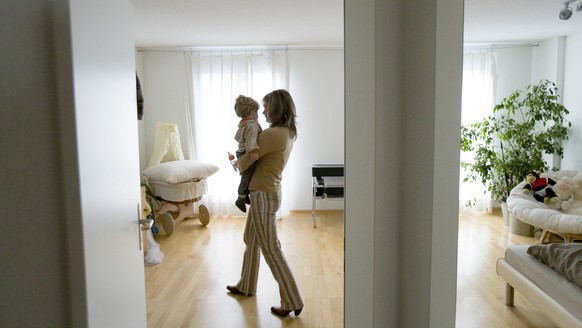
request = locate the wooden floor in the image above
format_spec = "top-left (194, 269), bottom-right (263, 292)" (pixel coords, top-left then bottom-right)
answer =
top-left (145, 211), bottom-right (344, 328)
top-left (144, 210), bottom-right (558, 328)
top-left (456, 209), bottom-right (557, 328)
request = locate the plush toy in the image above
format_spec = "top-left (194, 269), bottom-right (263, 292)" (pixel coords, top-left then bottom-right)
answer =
top-left (574, 171), bottom-right (582, 201)
top-left (551, 176), bottom-right (578, 210)
top-left (522, 171), bottom-right (558, 204)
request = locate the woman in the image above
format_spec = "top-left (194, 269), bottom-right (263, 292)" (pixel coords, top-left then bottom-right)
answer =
top-left (226, 89), bottom-right (304, 317)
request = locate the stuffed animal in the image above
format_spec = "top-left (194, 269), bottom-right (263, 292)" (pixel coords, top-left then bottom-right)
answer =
top-left (522, 171), bottom-right (558, 204)
top-left (573, 171), bottom-right (582, 201)
top-left (551, 176), bottom-right (578, 210)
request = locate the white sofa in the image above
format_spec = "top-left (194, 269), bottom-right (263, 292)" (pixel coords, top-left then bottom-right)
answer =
top-left (507, 170), bottom-right (582, 244)
top-left (500, 170), bottom-right (582, 327)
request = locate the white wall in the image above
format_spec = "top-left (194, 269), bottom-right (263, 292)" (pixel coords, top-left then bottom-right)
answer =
top-left (344, 0), bottom-right (463, 326)
top-left (487, 35), bottom-right (582, 172)
top-left (136, 53), bottom-right (148, 170)
top-left (531, 37), bottom-right (566, 92)
top-left (2, 1), bottom-right (146, 327)
top-left (65, 1), bottom-right (147, 326)
top-left (495, 47), bottom-right (532, 102)
top-left (1, 2), bottom-right (70, 326)
top-left (287, 48), bottom-right (344, 210)
top-left (529, 35), bottom-right (582, 170)
top-left (531, 37), bottom-right (567, 168)
top-left (562, 31), bottom-right (582, 169)
top-left (138, 51), bottom-right (188, 169)
top-left (137, 48), bottom-right (345, 211)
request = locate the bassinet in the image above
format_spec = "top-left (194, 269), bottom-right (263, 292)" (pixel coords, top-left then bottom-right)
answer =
top-left (142, 122), bottom-right (218, 235)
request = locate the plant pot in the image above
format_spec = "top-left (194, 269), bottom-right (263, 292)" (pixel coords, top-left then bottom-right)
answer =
top-left (500, 202), bottom-right (509, 226)
top-left (509, 212), bottom-right (534, 237)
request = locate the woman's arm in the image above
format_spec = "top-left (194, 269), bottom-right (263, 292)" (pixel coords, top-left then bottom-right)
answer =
top-left (238, 130), bottom-right (276, 171)
top-left (237, 143), bottom-right (260, 172)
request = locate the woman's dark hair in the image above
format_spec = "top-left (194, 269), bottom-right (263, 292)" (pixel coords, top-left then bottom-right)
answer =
top-left (262, 89), bottom-right (298, 140)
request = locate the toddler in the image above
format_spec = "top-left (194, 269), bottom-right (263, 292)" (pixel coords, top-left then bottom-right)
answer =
top-left (231, 95), bottom-right (262, 212)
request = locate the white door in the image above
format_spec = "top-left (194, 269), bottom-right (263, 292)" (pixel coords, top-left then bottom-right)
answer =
top-left (62, 0), bottom-right (147, 326)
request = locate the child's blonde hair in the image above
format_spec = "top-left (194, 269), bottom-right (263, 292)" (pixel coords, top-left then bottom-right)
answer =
top-left (234, 95), bottom-right (259, 118)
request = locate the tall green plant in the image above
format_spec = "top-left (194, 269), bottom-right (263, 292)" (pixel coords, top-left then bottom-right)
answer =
top-left (460, 79), bottom-right (571, 203)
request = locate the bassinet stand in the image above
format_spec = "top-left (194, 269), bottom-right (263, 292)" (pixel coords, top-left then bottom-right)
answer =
top-left (155, 196), bottom-right (210, 235)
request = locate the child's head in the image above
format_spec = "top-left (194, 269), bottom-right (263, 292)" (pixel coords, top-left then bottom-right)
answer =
top-left (234, 95), bottom-right (259, 118)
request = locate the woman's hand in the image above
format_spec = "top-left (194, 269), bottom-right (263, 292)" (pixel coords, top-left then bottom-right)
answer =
top-left (250, 149), bottom-right (259, 163)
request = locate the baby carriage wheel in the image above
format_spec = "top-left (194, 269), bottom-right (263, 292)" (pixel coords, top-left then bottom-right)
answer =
top-left (161, 212), bottom-right (175, 235)
top-left (198, 205), bottom-right (210, 226)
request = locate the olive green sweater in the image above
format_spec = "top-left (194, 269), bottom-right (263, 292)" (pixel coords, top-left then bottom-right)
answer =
top-left (237, 126), bottom-right (294, 193)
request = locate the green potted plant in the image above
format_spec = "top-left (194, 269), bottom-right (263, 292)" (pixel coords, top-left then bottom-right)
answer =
top-left (460, 79), bottom-right (571, 231)
top-left (141, 180), bottom-right (161, 233)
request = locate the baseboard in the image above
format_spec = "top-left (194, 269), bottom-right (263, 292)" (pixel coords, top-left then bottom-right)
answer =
top-left (290, 209), bottom-right (344, 215)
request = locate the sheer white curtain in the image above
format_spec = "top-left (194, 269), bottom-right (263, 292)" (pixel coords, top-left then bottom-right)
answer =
top-left (183, 50), bottom-right (288, 215)
top-left (460, 52), bottom-right (498, 212)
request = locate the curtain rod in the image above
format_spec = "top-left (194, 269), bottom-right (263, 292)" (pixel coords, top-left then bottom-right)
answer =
top-left (463, 42), bottom-right (539, 52)
top-left (137, 44), bottom-right (343, 53)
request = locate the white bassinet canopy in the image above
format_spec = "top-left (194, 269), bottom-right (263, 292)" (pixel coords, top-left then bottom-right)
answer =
top-left (148, 121), bottom-right (185, 167)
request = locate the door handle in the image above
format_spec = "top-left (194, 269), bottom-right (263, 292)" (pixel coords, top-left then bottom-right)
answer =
top-left (139, 218), bottom-right (154, 231)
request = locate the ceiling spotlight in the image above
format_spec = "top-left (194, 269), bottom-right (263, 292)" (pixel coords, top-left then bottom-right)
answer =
top-left (577, 1), bottom-right (582, 11)
top-left (560, 3), bottom-right (573, 20)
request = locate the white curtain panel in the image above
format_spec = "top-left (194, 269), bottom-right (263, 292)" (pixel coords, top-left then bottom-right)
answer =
top-left (459, 52), bottom-right (498, 212)
top-left (183, 50), bottom-right (288, 216)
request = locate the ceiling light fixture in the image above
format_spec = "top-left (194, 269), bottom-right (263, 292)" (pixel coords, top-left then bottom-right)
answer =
top-left (560, 0), bottom-right (579, 20)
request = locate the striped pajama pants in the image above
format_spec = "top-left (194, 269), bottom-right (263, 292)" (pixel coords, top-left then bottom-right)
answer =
top-left (235, 189), bottom-right (304, 311)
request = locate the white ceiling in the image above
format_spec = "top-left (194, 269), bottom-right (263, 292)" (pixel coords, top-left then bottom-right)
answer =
top-left (130, 0), bottom-right (344, 48)
top-left (464, 0), bottom-right (582, 44)
top-left (130, 0), bottom-right (582, 48)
